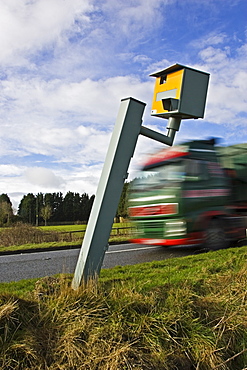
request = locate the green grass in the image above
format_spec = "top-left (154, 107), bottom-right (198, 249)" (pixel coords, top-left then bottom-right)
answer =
top-left (0, 237), bottom-right (131, 254)
top-left (100, 244), bottom-right (247, 290)
top-left (0, 240), bottom-right (79, 253)
top-left (1, 245), bottom-right (247, 296)
top-left (39, 224), bottom-right (87, 232)
top-left (0, 279), bottom-right (37, 297)
top-left (0, 246), bottom-right (247, 369)
top-left (38, 222), bottom-right (132, 232)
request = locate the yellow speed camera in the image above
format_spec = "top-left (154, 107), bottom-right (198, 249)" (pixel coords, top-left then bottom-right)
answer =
top-left (150, 64), bottom-right (210, 120)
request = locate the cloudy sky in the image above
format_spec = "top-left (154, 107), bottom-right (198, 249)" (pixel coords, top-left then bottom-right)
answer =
top-left (0, 0), bottom-right (246, 210)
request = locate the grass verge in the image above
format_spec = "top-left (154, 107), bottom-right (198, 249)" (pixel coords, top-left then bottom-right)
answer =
top-left (0, 246), bottom-right (247, 369)
top-left (0, 236), bottom-right (130, 254)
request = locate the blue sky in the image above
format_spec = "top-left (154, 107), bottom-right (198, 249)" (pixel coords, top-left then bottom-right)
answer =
top-left (0, 0), bottom-right (246, 210)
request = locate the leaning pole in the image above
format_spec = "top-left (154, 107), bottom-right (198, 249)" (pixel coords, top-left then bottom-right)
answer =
top-left (72, 98), bottom-right (146, 288)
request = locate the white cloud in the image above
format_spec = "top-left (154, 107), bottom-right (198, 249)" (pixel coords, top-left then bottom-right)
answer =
top-left (0, 75), bottom-right (154, 163)
top-left (24, 167), bottom-right (64, 188)
top-left (0, 0), bottom-right (94, 64)
top-left (0, 164), bottom-right (22, 176)
top-left (199, 46), bottom-right (229, 65)
top-left (0, 75), bottom-right (153, 121)
top-left (191, 32), bottom-right (227, 49)
top-left (197, 42), bottom-right (247, 126)
top-left (100, 0), bottom-right (164, 37)
top-left (146, 58), bottom-right (173, 75)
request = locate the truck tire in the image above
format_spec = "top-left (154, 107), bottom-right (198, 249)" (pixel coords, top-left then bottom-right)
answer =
top-left (204, 219), bottom-right (228, 251)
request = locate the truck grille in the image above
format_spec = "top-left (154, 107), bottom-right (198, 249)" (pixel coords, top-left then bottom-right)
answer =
top-left (138, 220), bottom-right (164, 238)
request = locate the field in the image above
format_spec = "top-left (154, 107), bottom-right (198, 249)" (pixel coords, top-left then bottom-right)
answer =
top-left (0, 244), bottom-right (247, 369)
top-left (0, 222), bottom-right (134, 253)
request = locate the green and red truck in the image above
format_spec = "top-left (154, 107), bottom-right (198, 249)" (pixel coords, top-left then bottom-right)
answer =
top-left (128, 138), bottom-right (247, 250)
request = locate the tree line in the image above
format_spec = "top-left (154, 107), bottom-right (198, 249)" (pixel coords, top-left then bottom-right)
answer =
top-left (0, 183), bottom-right (130, 226)
top-left (18, 192), bottom-right (95, 225)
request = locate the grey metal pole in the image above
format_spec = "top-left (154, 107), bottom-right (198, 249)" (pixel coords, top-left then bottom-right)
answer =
top-left (72, 97), bottom-right (146, 289)
top-left (140, 117), bottom-right (181, 146)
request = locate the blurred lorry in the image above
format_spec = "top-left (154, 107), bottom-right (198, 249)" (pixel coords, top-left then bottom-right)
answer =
top-left (128, 139), bottom-right (247, 250)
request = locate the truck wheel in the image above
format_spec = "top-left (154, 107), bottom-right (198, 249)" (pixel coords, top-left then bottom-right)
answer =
top-left (204, 220), bottom-right (228, 251)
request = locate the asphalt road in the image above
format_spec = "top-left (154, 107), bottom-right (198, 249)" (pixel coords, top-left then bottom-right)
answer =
top-left (0, 243), bottom-right (199, 283)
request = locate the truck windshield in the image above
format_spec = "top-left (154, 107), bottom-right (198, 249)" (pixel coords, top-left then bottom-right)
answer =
top-left (133, 161), bottom-right (185, 190)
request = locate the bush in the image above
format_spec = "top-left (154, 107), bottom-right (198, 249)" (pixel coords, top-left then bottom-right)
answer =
top-left (0, 223), bottom-right (44, 246)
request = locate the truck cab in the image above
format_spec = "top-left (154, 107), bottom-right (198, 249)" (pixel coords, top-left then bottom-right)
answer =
top-left (129, 139), bottom-right (246, 250)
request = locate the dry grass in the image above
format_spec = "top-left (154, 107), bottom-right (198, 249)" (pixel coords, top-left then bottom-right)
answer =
top-left (0, 223), bottom-right (82, 247)
top-left (0, 263), bottom-right (247, 370)
top-left (0, 223), bottom-right (133, 250)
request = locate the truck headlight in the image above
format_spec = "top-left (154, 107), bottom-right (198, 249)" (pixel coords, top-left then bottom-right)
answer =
top-left (164, 220), bottom-right (187, 237)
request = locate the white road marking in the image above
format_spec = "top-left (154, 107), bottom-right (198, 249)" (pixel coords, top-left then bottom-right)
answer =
top-left (106, 245), bottom-right (161, 254)
top-left (0, 244), bottom-right (161, 261)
